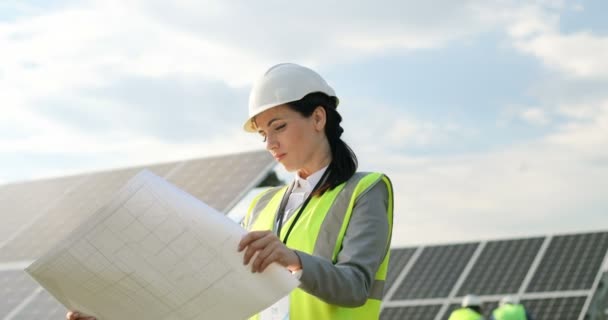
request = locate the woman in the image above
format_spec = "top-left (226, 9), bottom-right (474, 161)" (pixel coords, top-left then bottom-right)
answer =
top-left (67, 63), bottom-right (393, 320)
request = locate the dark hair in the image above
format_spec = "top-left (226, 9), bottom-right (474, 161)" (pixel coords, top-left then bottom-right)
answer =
top-left (286, 92), bottom-right (358, 195)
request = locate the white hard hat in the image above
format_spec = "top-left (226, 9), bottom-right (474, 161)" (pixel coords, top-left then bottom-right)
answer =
top-left (500, 295), bottom-right (519, 306)
top-left (243, 63), bottom-right (339, 132)
top-left (462, 294), bottom-right (482, 308)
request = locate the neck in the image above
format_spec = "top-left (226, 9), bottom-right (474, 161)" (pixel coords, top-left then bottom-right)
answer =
top-left (297, 144), bottom-right (331, 179)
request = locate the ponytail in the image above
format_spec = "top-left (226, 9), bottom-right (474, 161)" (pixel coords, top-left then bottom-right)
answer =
top-left (287, 92), bottom-right (358, 195)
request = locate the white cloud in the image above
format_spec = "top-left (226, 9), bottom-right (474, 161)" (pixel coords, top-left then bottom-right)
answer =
top-left (557, 101), bottom-right (604, 120)
top-left (547, 101), bottom-right (608, 154)
top-left (133, 0), bottom-right (500, 57)
top-left (384, 98), bottom-right (608, 246)
top-left (341, 102), bottom-right (477, 154)
top-left (475, 1), bottom-right (608, 79)
top-left (520, 108), bottom-right (550, 126)
top-left (514, 31), bottom-right (608, 78)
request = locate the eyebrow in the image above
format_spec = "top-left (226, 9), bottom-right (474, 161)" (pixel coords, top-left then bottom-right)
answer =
top-left (267, 118), bottom-right (282, 127)
top-left (256, 117), bottom-right (283, 134)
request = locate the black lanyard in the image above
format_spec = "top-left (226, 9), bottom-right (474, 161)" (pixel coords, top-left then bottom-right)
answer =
top-left (276, 168), bottom-right (330, 244)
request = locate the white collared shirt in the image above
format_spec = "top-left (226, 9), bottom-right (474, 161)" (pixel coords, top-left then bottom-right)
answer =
top-left (280, 165), bottom-right (329, 224)
top-left (262, 165), bottom-right (328, 320)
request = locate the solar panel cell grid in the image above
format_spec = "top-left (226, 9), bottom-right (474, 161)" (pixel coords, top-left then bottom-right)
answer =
top-left (0, 168), bottom-right (143, 261)
top-left (385, 247), bottom-right (417, 290)
top-left (526, 232), bottom-right (608, 292)
top-left (457, 237), bottom-right (544, 296)
top-left (0, 270), bottom-right (39, 317)
top-left (167, 151), bottom-right (273, 212)
top-left (391, 243), bottom-right (479, 300)
top-left (522, 297), bottom-right (586, 320)
top-left (11, 289), bottom-right (67, 320)
top-left (0, 176), bottom-right (84, 245)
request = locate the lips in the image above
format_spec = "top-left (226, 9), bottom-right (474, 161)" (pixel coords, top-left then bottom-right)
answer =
top-left (274, 153), bottom-right (286, 161)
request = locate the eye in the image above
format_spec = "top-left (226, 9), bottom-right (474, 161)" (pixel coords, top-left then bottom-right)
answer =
top-left (258, 131), bottom-right (267, 142)
top-left (275, 124), bottom-right (286, 131)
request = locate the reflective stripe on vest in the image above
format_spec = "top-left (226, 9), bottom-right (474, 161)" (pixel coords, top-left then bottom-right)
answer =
top-left (245, 172), bottom-right (394, 320)
top-left (448, 308), bottom-right (484, 320)
top-left (492, 304), bottom-right (527, 320)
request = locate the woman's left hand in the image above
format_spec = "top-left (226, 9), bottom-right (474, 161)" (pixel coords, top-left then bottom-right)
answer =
top-left (238, 230), bottom-right (302, 273)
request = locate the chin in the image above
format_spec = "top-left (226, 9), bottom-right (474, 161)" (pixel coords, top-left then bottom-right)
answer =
top-left (280, 162), bottom-right (298, 173)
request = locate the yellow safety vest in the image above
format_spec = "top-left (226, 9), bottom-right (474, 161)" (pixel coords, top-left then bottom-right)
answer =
top-left (492, 304), bottom-right (527, 320)
top-left (243, 172), bottom-right (394, 320)
top-left (448, 307), bottom-right (484, 320)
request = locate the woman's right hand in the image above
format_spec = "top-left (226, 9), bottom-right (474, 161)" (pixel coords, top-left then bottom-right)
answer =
top-left (66, 311), bottom-right (96, 320)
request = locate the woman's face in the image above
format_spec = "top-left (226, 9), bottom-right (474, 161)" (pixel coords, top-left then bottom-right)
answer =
top-left (253, 104), bottom-right (327, 173)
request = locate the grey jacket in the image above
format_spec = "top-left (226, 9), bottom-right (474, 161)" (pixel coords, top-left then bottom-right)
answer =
top-left (249, 174), bottom-right (392, 307)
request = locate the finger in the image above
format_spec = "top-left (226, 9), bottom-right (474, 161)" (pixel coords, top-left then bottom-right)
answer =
top-left (67, 311), bottom-right (96, 320)
top-left (259, 249), bottom-right (282, 273)
top-left (252, 241), bottom-right (280, 272)
top-left (243, 233), bottom-right (276, 265)
top-left (238, 230), bottom-right (271, 251)
top-left (66, 311), bottom-right (77, 320)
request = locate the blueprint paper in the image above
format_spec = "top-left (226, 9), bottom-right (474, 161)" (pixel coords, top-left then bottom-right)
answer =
top-left (25, 170), bottom-right (298, 320)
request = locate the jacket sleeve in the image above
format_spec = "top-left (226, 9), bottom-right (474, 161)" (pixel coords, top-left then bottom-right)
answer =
top-left (293, 179), bottom-right (391, 307)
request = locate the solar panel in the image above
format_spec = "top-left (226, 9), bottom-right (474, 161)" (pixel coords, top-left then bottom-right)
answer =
top-left (526, 231), bottom-right (608, 292)
top-left (522, 297), bottom-right (587, 320)
top-left (0, 175), bottom-right (85, 245)
top-left (391, 243), bottom-right (478, 300)
top-left (0, 167), bottom-right (149, 262)
top-left (381, 305), bottom-right (442, 320)
top-left (10, 287), bottom-right (67, 319)
top-left (0, 270), bottom-right (39, 316)
top-left (166, 150), bottom-right (274, 212)
top-left (457, 237), bottom-right (544, 296)
top-left (386, 230), bottom-right (608, 320)
top-left (385, 247), bottom-right (417, 290)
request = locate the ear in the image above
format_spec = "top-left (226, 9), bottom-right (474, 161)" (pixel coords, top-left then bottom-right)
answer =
top-left (312, 106), bottom-right (326, 132)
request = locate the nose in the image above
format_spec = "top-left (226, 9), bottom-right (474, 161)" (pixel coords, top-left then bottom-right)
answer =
top-left (265, 133), bottom-right (278, 151)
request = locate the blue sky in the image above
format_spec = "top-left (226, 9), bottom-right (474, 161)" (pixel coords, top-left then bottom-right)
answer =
top-left (1, 0), bottom-right (607, 246)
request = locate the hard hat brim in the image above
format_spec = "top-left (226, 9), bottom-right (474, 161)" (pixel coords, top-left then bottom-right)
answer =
top-left (243, 96), bottom-right (339, 132)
